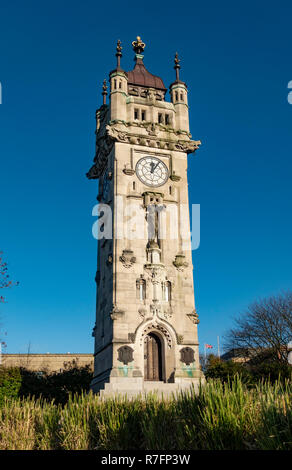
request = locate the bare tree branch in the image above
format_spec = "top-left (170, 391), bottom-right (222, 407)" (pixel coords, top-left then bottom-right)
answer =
top-left (0, 252), bottom-right (19, 348)
top-left (224, 291), bottom-right (292, 363)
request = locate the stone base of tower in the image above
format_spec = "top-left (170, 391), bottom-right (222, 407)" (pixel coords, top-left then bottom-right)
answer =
top-left (91, 373), bottom-right (205, 399)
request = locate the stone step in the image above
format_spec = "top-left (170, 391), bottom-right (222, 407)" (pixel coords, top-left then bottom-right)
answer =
top-left (143, 381), bottom-right (179, 390)
top-left (98, 380), bottom-right (200, 399)
top-left (99, 390), bottom-right (183, 400)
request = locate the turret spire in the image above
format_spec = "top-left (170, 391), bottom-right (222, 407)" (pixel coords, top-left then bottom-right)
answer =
top-left (174, 52), bottom-right (181, 82)
top-left (116, 39), bottom-right (122, 69)
top-left (102, 79), bottom-right (107, 105)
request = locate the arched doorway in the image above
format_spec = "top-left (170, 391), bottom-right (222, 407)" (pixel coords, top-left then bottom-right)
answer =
top-left (144, 332), bottom-right (163, 381)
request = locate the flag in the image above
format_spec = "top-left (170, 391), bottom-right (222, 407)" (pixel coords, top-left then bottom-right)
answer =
top-left (205, 344), bottom-right (213, 349)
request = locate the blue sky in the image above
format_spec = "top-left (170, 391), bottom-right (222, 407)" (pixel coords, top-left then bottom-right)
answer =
top-left (0, 0), bottom-right (292, 355)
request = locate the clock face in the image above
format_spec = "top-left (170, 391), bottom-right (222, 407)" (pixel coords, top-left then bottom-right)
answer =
top-left (135, 157), bottom-right (168, 187)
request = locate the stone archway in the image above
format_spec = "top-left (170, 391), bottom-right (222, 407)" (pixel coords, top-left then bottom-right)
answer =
top-left (144, 332), bottom-right (163, 381)
top-left (136, 319), bottom-right (177, 383)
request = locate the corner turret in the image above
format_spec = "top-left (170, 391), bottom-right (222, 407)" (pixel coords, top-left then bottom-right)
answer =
top-left (169, 53), bottom-right (189, 133)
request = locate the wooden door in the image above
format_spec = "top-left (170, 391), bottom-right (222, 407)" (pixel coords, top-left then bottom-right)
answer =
top-left (144, 333), bottom-right (162, 381)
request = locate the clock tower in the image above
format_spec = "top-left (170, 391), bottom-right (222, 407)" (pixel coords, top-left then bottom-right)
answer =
top-left (87, 37), bottom-right (204, 396)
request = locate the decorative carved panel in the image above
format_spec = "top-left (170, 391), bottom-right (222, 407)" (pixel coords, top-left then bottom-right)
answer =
top-left (180, 347), bottom-right (195, 366)
top-left (117, 346), bottom-right (134, 365)
top-left (119, 249), bottom-right (136, 268)
top-left (173, 254), bottom-right (188, 271)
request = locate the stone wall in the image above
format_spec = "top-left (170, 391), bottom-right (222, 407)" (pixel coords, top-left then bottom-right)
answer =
top-left (1, 354), bottom-right (94, 373)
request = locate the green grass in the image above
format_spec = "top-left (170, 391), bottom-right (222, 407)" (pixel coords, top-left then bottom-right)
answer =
top-left (0, 375), bottom-right (291, 450)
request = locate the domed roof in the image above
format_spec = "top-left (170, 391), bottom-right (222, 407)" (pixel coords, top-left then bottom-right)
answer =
top-left (127, 57), bottom-right (166, 91)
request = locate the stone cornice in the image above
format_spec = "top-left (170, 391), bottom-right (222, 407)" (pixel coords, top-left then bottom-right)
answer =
top-left (126, 96), bottom-right (173, 109)
top-left (87, 122), bottom-right (201, 179)
top-left (109, 119), bottom-right (191, 138)
top-left (107, 123), bottom-right (200, 153)
top-left (109, 70), bottom-right (128, 79)
top-left (169, 82), bottom-right (187, 90)
top-left (109, 91), bottom-right (128, 97)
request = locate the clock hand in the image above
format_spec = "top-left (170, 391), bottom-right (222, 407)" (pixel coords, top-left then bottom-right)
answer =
top-left (153, 162), bottom-right (160, 172)
top-left (150, 162), bottom-right (160, 173)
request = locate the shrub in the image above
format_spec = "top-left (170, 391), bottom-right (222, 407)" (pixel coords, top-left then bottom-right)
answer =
top-left (0, 367), bottom-right (22, 405)
top-left (205, 355), bottom-right (251, 383)
top-left (249, 362), bottom-right (292, 383)
top-left (205, 354), bottom-right (292, 385)
top-left (19, 363), bottom-right (93, 405)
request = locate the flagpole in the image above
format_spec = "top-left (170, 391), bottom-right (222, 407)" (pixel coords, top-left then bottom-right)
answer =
top-left (204, 344), bottom-right (206, 361)
top-left (217, 336), bottom-right (220, 359)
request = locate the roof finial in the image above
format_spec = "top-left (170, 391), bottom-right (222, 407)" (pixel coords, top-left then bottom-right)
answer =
top-left (102, 79), bottom-right (107, 105)
top-left (116, 39), bottom-right (122, 69)
top-left (132, 36), bottom-right (146, 56)
top-left (174, 52), bottom-right (181, 82)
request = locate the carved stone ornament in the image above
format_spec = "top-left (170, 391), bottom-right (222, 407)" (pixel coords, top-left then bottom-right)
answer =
top-left (146, 122), bottom-right (157, 135)
top-left (86, 164), bottom-right (100, 180)
top-left (177, 335), bottom-right (184, 345)
top-left (128, 85), bottom-right (164, 100)
top-left (117, 346), bottom-right (134, 365)
top-left (128, 333), bottom-right (135, 343)
top-left (187, 309), bottom-right (200, 324)
top-left (87, 134), bottom-right (114, 180)
top-left (110, 305), bottom-right (125, 320)
top-left (163, 307), bottom-right (173, 320)
top-left (106, 125), bottom-right (129, 143)
top-left (91, 325), bottom-right (96, 338)
top-left (123, 168), bottom-right (135, 176)
top-left (170, 173), bottom-right (181, 182)
top-left (120, 249), bottom-right (136, 268)
top-left (180, 347), bottom-right (195, 365)
top-left (173, 254), bottom-right (188, 271)
top-left (150, 301), bottom-right (162, 318)
top-left (140, 322), bottom-right (172, 348)
top-left (138, 307), bottom-right (147, 318)
top-left (175, 140), bottom-right (201, 153)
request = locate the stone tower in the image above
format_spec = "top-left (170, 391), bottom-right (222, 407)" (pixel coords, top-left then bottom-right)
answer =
top-left (87, 37), bottom-right (204, 396)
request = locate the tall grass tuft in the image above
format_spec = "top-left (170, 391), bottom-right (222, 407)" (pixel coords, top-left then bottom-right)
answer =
top-left (254, 379), bottom-right (292, 450)
top-left (0, 396), bottom-right (36, 449)
top-left (197, 376), bottom-right (259, 449)
top-left (0, 375), bottom-right (291, 450)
